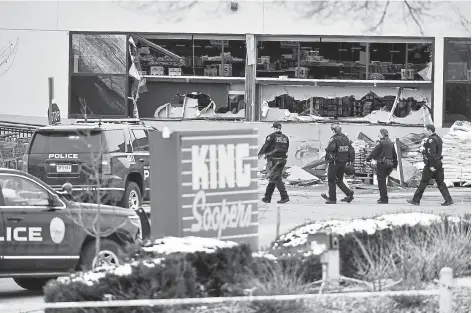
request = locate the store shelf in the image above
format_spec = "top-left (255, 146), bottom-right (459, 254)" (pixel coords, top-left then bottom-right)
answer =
top-left (256, 78), bottom-right (433, 88)
top-left (143, 75), bottom-right (245, 84)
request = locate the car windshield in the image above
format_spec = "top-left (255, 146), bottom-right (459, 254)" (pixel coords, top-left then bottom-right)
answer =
top-left (30, 131), bottom-right (103, 154)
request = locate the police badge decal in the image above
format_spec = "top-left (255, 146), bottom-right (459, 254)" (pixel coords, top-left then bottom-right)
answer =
top-left (50, 217), bottom-right (66, 244)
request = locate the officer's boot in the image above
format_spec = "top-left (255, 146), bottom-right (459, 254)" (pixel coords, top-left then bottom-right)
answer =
top-left (438, 182), bottom-right (454, 206)
top-left (262, 183), bottom-right (276, 203)
top-left (340, 190), bottom-right (355, 203)
top-left (276, 181), bottom-right (290, 204)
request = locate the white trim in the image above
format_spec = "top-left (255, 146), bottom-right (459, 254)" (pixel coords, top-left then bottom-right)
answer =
top-left (182, 146), bottom-right (261, 152)
top-left (2, 256), bottom-right (80, 260)
top-left (256, 35), bottom-right (434, 44)
top-left (181, 199), bottom-right (258, 210)
top-left (181, 169), bottom-right (259, 175)
top-left (219, 233), bottom-right (259, 240)
top-left (181, 179), bottom-right (258, 187)
top-left (182, 226), bottom-right (258, 233)
top-left (182, 190), bottom-right (259, 198)
top-left (70, 187), bottom-right (125, 191)
top-left (181, 135), bottom-right (259, 141)
top-left (181, 156), bottom-right (258, 164)
top-left (433, 36), bottom-right (444, 128)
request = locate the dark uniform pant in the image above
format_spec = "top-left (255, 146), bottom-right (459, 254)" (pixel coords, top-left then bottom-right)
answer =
top-left (376, 161), bottom-right (393, 201)
top-left (327, 162), bottom-right (351, 201)
top-left (413, 162), bottom-right (452, 203)
top-left (264, 158), bottom-right (288, 200)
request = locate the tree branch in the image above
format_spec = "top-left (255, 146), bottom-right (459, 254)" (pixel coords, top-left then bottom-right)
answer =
top-left (403, 0), bottom-right (424, 35)
top-left (366, 0), bottom-right (390, 33)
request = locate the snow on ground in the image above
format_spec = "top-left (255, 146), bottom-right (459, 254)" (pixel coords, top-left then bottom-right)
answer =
top-left (55, 237), bottom-right (238, 286)
top-left (273, 212), bottom-right (463, 249)
top-left (142, 236), bottom-right (238, 254)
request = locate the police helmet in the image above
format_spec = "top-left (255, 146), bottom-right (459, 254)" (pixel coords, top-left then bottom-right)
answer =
top-left (345, 164), bottom-right (355, 176)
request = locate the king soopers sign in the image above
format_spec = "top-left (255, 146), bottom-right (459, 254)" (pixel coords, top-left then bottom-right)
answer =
top-left (150, 130), bottom-right (259, 248)
top-left (189, 143), bottom-right (254, 238)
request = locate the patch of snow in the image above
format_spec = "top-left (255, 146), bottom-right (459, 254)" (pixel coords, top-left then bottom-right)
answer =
top-left (142, 236), bottom-right (238, 255)
top-left (274, 212), bottom-right (464, 249)
top-left (252, 251), bottom-right (277, 261)
top-left (55, 237), bottom-right (236, 287)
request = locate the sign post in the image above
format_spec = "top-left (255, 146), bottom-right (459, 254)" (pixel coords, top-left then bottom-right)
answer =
top-left (47, 77), bottom-right (61, 125)
top-left (149, 128), bottom-right (259, 249)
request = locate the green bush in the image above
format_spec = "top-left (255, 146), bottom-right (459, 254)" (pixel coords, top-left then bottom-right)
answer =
top-left (126, 240), bottom-right (253, 296)
top-left (271, 215), bottom-right (471, 281)
top-left (44, 254), bottom-right (199, 313)
top-left (43, 214), bottom-right (471, 312)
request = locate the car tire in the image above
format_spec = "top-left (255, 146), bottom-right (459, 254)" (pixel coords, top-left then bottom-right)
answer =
top-left (13, 277), bottom-right (51, 291)
top-left (122, 181), bottom-right (142, 210)
top-left (78, 239), bottom-right (124, 271)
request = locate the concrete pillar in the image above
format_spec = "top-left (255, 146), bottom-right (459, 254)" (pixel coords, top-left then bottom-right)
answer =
top-left (433, 36), bottom-right (444, 128)
top-left (245, 34), bottom-right (257, 122)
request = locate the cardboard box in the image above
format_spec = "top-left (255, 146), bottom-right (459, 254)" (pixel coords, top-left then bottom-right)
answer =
top-left (295, 67), bottom-right (309, 79)
top-left (168, 68), bottom-right (182, 76)
top-left (150, 66), bottom-right (164, 76)
top-left (218, 64), bottom-right (233, 77)
top-left (260, 56), bottom-right (270, 64)
top-left (204, 67), bottom-right (218, 76)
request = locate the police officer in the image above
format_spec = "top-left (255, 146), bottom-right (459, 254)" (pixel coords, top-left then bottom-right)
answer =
top-left (322, 123), bottom-right (355, 204)
top-left (365, 129), bottom-right (398, 204)
top-left (408, 124), bottom-right (454, 206)
top-left (258, 122), bottom-right (290, 204)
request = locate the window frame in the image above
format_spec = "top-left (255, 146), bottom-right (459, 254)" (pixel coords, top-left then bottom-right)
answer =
top-left (68, 32), bottom-right (130, 119)
top-left (442, 37), bottom-right (471, 127)
top-left (130, 128), bottom-right (149, 152)
top-left (0, 173), bottom-right (66, 209)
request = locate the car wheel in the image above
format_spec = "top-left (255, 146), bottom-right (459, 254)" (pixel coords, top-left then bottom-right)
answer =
top-left (79, 239), bottom-right (124, 271)
top-left (122, 181), bottom-right (142, 210)
top-left (13, 277), bottom-right (51, 291)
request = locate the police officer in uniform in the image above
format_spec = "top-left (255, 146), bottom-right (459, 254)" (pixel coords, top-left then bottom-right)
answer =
top-left (259, 122), bottom-right (290, 204)
top-left (365, 129), bottom-right (398, 204)
top-left (408, 124), bottom-right (454, 206)
top-left (322, 123), bottom-right (355, 204)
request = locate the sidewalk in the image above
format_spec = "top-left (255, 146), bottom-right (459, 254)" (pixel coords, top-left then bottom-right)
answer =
top-left (257, 185), bottom-right (471, 248)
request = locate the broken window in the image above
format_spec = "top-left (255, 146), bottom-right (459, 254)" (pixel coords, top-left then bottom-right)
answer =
top-left (260, 85), bottom-right (432, 124)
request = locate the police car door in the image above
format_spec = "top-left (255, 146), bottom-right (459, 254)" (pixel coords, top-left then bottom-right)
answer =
top-left (0, 173), bottom-right (76, 272)
top-left (130, 128), bottom-right (151, 201)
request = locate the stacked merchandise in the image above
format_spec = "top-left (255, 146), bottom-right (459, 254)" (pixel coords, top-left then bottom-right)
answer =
top-left (352, 100), bottom-right (364, 117)
top-left (397, 133), bottom-right (427, 165)
top-left (351, 134), bottom-right (375, 174)
top-left (442, 121), bottom-right (471, 184)
top-left (323, 99), bottom-right (338, 117)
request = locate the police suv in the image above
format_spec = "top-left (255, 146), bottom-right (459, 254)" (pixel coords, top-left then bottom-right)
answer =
top-left (0, 168), bottom-right (142, 291)
top-left (22, 119), bottom-right (155, 210)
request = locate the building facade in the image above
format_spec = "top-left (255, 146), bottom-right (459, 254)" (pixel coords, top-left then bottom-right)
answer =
top-left (0, 0), bottom-right (470, 128)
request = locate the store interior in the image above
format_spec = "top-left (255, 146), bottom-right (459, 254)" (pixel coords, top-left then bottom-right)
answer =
top-left (68, 33), bottom-right (469, 125)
